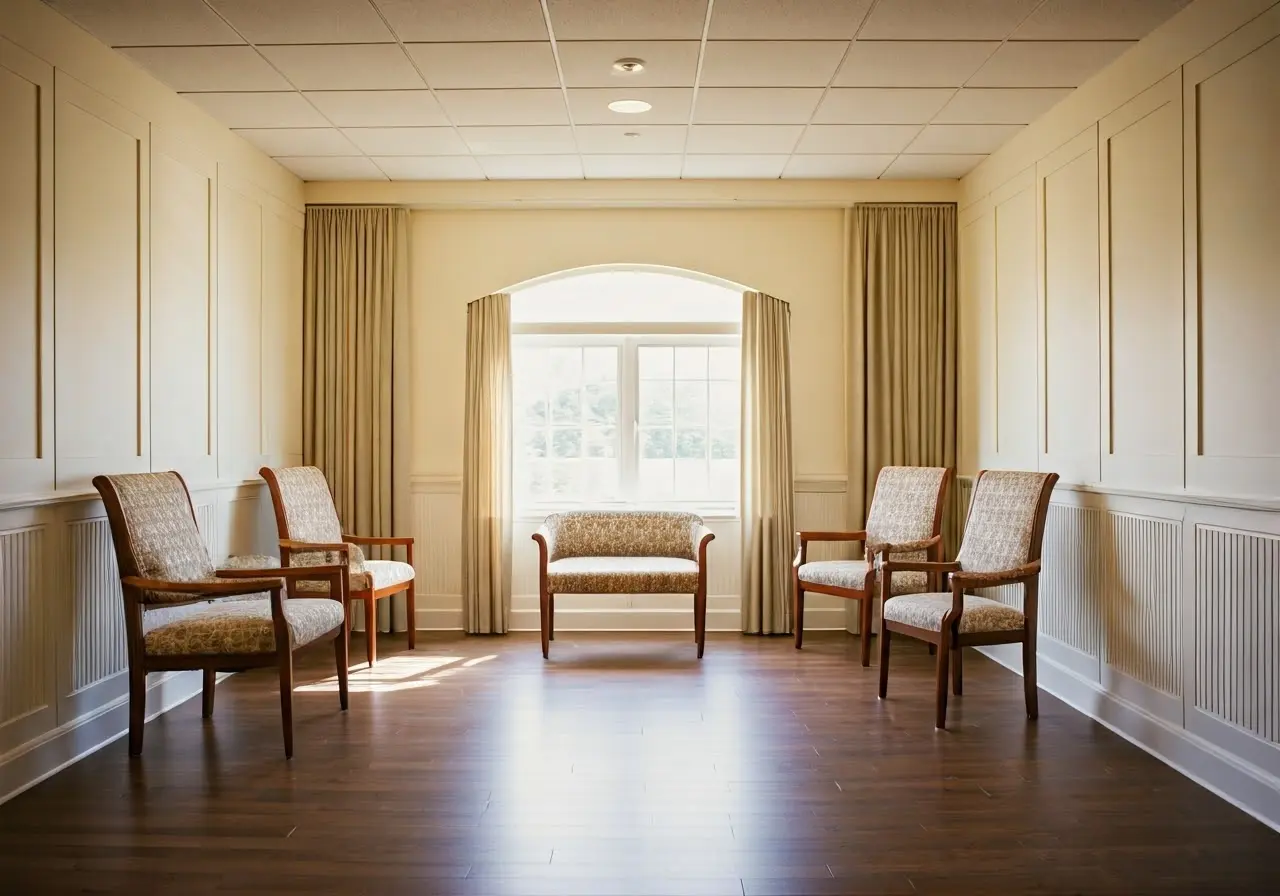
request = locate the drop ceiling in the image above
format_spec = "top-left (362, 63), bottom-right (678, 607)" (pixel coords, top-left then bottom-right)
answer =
top-left (44, 0), bottom-right (1193, 182)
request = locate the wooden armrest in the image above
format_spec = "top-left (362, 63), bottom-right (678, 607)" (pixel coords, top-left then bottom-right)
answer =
top-left (950, 561), bottom-right (1041, 589)
top-left (343, 534), bottom-right (414, 546)
top-left (693, 524), bottom-right (715, 550)
top-left (531, 526), bottom-right (553, 548)
top-left (868, 534), bottom-right (942, 556)
top-left (217, 565), bottom-right (347, 581)
top-left (879, 559), bottom-right (961, 574)
top-left (122, 575), bottom-right (282, 598)
top-left (798, 530), bottom-right (867, 543)
top-left (279, 539), bottom-right (351, 554)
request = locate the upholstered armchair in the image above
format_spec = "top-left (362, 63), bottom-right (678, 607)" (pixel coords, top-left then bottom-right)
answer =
top-left (259, 466), bottom-right (416, 668)
top-left (93, 472), bottom-right (349, 759)
top-left (878, 469), bottom-right (1059, 729)
top-left (793, 466), bottom-right (951, 666)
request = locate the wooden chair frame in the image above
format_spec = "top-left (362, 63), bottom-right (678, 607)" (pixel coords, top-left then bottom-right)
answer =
top-left (793, 468), bottom-right (952, 666)
top-left (94, 473), bottom-right (350, 759)
top-left (877, 471), bottom-right (1059, 729)
top-left (260, 467), bottom-right (416, 668)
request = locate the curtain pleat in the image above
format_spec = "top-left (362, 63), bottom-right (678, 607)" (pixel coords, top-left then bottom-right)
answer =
top-left (462, 294), bottom-right (513, 634)
top-left (848, 203), bottom-right (958, 540)
top-left (741, 291), bottom-right (796, 635)
top-left (303, 205), bottom-right (409, 632)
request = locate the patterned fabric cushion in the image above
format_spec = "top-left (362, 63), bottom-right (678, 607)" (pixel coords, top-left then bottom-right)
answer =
top-left (864, 466), bottom-right (949, 550)
top-left (956, 471), bottom-right (1053, 573)
top-left (797, 560), bottom-right (927, 595)
top-left (297, 559), bottom-right (415, 594)
top-left (103, 472), bottom-right (214, 586)
top-left (266, 465), bottom-right (367, 570)
top-left (883, 592), bottom-right (1025, 633)
top-left (547, 556), bottom-right (700, 594)
top-left (219, 554), bottom-right (280, 570)
top-left (543, 511), bottom-right (701, 562)
top-left (142, 598), bottom-right (344, 655)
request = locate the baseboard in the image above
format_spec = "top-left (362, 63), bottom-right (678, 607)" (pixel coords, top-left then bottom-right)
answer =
top-left (977, 645), bottom-right (1280, 833)
top-left (0, 670), bottom-right (208, 807)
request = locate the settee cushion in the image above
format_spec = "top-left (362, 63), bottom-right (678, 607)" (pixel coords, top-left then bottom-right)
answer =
top-left (547, 556), bottom-right (700, 594)
top-left (543, 510), bottom-right (701, 561)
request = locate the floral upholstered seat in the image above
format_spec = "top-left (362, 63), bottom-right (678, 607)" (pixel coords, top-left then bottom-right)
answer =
top-left (143, 597), bottom-right (345, 655)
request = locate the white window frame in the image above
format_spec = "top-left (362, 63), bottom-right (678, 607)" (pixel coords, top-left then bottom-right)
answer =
top-left (513, 321), bottom-right (741, 520)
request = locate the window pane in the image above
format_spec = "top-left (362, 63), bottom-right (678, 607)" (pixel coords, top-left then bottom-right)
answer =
top-left (708, 381), bottom-right (737, 428)
top-left (710, 428), bottom-right (738, 460)
top-left (638, 380), bottom-right (673, 425)
top-left (551, 428), bottom-right (581, 458)
top-left (674, 381), bottom-right (707, 427)
top-left (548, 347), bottom-right (582, 383)
top-left (550, 387), bottom-right (580, 423)
top-left (674, 346), bottom-right (707, 379)
top-left (709, 346), bottom-right (740, 379)
top-left (638, 346), bottom-right (673, 379)
top-left (583, 346), bottom-right (617, 382)
top-left (638, 459), bottom-right (674, 501)
top-left (523, 430), bottom-right (548, 459)
top-left (584, 382), bottom-right (618, 425)
top-left (513, 271), bottom-right (742, 324)
top-left (710, 459), bottom-right (737, 501)
top-left (640, 427), bottom-right (673, 459)
top-left (584, 426), bottom-right (617, 458)
top-left (675, 428), bottom-right (706, 459)
top-left (675, 459), bottom-right (709, 500)
top-left (549, 462), bottom-right (579, 499)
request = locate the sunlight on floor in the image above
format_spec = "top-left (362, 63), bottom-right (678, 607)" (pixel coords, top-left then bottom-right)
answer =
top-left (296, 653), bottom-right (497, 693)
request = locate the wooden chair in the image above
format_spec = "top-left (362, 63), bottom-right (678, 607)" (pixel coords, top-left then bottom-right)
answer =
top-left (93, 471), bottom-right (349, 759)
top-left (877, 469), bottom-right (1059, 729)
top-left (259, 466), bottom-right (416, 668)
top-left (794, 466), bottom-right (951, 665)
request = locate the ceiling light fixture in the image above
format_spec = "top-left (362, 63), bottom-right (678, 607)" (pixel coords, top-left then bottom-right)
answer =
top-left (608, 99), bottom-right (652, 114)
top-left (612, 57), bottom-right (646, 74)
top-left (623, 132), bottom-right (641, 138)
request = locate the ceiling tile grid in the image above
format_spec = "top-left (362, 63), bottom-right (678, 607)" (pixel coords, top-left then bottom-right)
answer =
top-left (47, 0), bottom-right (1192, 181)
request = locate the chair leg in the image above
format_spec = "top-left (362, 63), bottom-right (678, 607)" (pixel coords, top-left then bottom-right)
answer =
top-left (878, 626), bottom-right (891, 699)
top-left (952, 642), bottom-right (963, 695)
top-left (201, 668), bottom-right (216, 718)
top-left (539, 589), bottom-right (551, 659)
top-left (793, 578), bottom-right (805, 649)
top-left (334, 627), bottom-right (350, 712)
top-left (406, 581), bottom-right (416, 650)
top-left (695, 588), bottom-right (707, 659)
top-left (128, 666), bottom-right (146, 756)
top-left (278, 650), bottom-right (295, 759)
top-left (934, 636), bottom-right (951, 729)
top-left (364, 598), bottom-right (377, 668)
top-left (859, 597), bottom-right (874, 667)
top-left (549, 594), bottom-right (555, 641)
top-left (1023, 631), bottom-right (1039, 719)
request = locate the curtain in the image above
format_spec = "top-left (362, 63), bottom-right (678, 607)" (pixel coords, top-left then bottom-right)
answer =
top-left (741, 292), bottom-right (796, 635)
top-left (462, 294), bottom-right (513, 634)
top-left (303, 205), bottom-right (410, 633)
top-left (847, 203), bottom-right (957, 537)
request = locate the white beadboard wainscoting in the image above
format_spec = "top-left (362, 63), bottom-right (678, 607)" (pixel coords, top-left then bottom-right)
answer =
top-left (0, 482), bottom-right (278, 805)
top-left (946, 476), bottom-right (1280, 831)
top-left (409, 475), bottom-right (858, 633)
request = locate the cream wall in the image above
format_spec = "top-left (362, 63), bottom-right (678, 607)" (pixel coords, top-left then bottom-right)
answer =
top-left (956, 0), bottom-right (1280, 830)
top-left (0, 0), bottom-right (303, 804)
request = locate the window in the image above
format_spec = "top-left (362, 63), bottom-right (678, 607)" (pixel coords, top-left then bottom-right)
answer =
top-left (512, 270), bottom-right (741, 515)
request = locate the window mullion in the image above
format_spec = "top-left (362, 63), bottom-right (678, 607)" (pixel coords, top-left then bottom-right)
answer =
top-left (621, 336), bottom-right (637, 504)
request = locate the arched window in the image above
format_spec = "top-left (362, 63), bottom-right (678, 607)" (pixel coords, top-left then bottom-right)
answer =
top-left (511, 268), bottom-right (742, 514)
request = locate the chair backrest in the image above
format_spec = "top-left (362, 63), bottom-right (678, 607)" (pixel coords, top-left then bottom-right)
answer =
top-left (864, 466), bottom-right (951, 553)
top-left (260, 466), bottom-right (343, 543)
top-left (543, 510), bottom-right (702, 561)
top-left (956, 470), bottom-right (1059, 573)
top-left (93, 472), bottom-right (214, 586)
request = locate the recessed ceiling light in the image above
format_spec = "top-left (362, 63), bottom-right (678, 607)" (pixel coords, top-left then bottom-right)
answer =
top-left (608, 99), bottom-right (652, 114)
top-left (623, 132), bottom-right (641, 138)
top-left (612, 57), bottom-right (646, 74)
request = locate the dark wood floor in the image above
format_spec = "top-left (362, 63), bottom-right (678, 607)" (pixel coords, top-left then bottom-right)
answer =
top-left (1, 633), bottom-right (1276, 895)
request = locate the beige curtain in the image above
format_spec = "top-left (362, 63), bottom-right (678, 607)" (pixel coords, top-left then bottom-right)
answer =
top-left (462, 294), bottom-right (512, 634)
top-left (847, 203), bottom-right (957, 535)
top-left (741, 292), bottom-right (796, 635)
top-left (303, 205), bottom-right (410, 633)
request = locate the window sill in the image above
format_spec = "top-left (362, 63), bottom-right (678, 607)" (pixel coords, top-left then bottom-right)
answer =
top-left (516, 509), bottom-right (741, 524)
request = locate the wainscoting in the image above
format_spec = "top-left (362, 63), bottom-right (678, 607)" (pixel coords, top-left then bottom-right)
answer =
top-left (0, 482), bottom-right (277, 804)
top-left (947, 476), bottom-right (1280, 831)
top-left (409, 475), bottom-right (856, 633)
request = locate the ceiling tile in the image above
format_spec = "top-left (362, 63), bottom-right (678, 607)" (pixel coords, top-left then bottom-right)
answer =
top-left (782, 154), bottom-right (895, 178)
top-left (343, 127), bottom-right (470, 155)
top-left (275, 155), bottom-right (388, 180)
top-left (119, 46), bottom-right (291, 92)
top-left (692, 88), bottom-right (824, 125)
top-left (556, 41), bottom-right (700, 87)
top-left (906, 123), bottom-right (1024, 154)
top-left (968, 40), bottom-right (1134, 87)
top-left (573, 125), bottom-right (689, 153)
top-left (881, 153), bottom-right (987, 179)
top-left (233, 127), bottom-right (359, 156)
top-left (372, 0), bottom-right (549, 41)
top-left (305, 90), bottom-right (450, 127)
top-left (708, 0), bottom-right (875, 40)
top-left (794, 124), bottom-right (920, 154)
top-left (258, 44), bottom-right (425, 91)
top-left (813, 88), bottom-right (953, 124)
top-left (459, 126), bottom-right (578, 155)
top-left (1012, 0), bottom-right (1191, 40)
top-left (478, 155), bottom-right (585, 179)
top-left (44, 0), bottom-right (244, 46)
top-left (835, 41), bottom-right (997, 87)
top-left (206, 0), bottom-right (395, 44)
top-left (682, 154), bottom-right (788, 179)
top-left (183, 91), bottom-right (330, 129)
top-left (686, 125), bottom-right (803, 154)
top-left (566, 88), bottom-right (693, 125)
top-left (406, 42), bottom-right (560, 89)
top-left (436, 89), bottom-right (570, 126)
top-left (371, 155), bottom-right (486, 179)
top-left (860, 0), bottom-right (1041, 39)
top-left (546, 0), bottom-right (709, 40)
top-left (699, 41), bottom-right (848, 88)
top-left (582, 155), bottom-right (685, 178)
top-left (934, 87), bottom-right (1072, 124)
